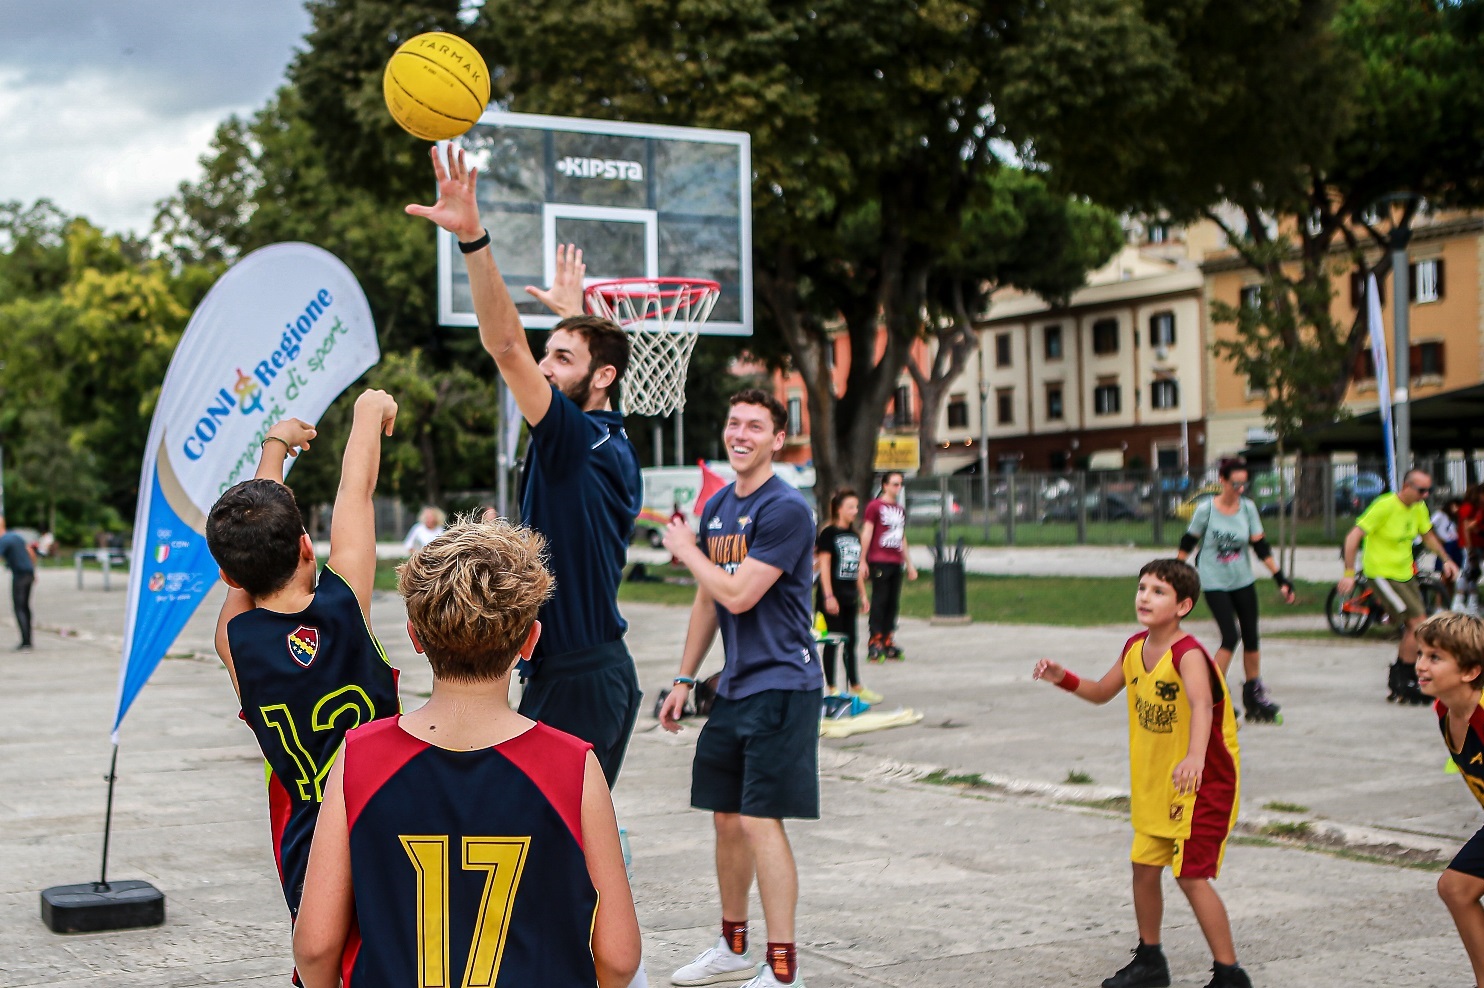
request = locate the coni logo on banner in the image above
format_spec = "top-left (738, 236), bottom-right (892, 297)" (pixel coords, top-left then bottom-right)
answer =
top-left (181, 289), bottom-right (336, 461)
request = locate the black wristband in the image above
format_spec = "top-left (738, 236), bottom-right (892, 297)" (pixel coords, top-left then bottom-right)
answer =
top-left (1273, 570), bottom-right (1292, 589)
top-left (458, 229), bottom-right (490, 254)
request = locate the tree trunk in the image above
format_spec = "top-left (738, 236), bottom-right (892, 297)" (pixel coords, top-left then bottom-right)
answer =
top-left (910, 282), bottom-right (980, 477)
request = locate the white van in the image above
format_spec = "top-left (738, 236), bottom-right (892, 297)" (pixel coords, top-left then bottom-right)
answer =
top-left (634, 462), bottom-right (816, 546)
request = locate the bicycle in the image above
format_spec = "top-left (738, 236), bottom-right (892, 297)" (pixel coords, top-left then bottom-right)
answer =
top-left (1325, 568), bottom-right (1446, 637)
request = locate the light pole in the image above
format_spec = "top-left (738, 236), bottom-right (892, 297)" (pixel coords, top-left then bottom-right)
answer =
top-left (1392, 225), bottom-right (1413, 476)
top-left (977, 343), bottom-right (991, 539)
top-left (1373, 192), bottom-right (1421, 476)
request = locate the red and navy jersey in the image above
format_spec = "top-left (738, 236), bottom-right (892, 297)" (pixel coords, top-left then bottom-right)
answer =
top-left (227, 566), bottom-right (398, 918)
top-left (339, 718), bottom-right (599, 988)
top-left (1436, 695), bottom-right (1484, 811)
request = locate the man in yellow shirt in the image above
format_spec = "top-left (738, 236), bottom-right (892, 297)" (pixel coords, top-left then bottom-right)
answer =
top-left (1338, 469), bottom-right (1459, 703)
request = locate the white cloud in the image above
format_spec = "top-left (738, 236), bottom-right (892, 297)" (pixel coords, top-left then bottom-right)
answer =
top-left (0, 0), bottom-right (310, 236)
top-left (0, 68), bottom-right (254, 234)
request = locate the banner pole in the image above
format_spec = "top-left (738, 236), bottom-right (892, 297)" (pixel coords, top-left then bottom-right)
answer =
top-left (98, 743), bottom-right (119, 888)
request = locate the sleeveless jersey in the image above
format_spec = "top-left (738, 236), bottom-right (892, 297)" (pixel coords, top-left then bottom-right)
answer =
top-left (339, 719), bottom-right (599, 988)
top-left (1436, 695), bottom-right (1484, 810)
top-left (227, 567), bottom-right (399, 917)
top-left (1122, 632), bottom-right (1240, 840)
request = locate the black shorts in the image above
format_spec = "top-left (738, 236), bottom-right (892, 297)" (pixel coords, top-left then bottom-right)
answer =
top-left (1451, 824), bottom-right (1484, 879)
top-left (691, 689), bottom-right (820, 820)
top-left (518, 639), bottom-right (642, 787)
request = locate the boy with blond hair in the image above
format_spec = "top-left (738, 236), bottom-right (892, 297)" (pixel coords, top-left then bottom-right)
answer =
top-left (293, 519), bottom-right (641, 988)
top-left (1034, 559), bottom-right (1250, 988)
top-left (1415, 611), bottom-right (1484, 987)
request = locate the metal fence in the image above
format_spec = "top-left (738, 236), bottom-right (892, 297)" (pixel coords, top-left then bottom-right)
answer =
top-left (900, 455), bottom-right (1479, 548)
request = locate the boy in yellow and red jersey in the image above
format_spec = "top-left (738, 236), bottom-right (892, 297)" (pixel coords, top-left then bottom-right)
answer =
top-left (1414, 611), bottom-right (1484, 988)
top-left (1034, 559), bottom-right (1248, 988)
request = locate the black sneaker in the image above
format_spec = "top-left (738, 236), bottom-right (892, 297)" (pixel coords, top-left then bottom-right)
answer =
top-left (1204, 962), bottom-right (1253, 988)
top-left (1388, 660), bottom-right (1430, 706)
top-left (1102, 943), bottom-right (1170, 988)
top-left (1386, 659), bottom-right (1411, 703)
top-left (1242, 679), bottom-right (1281, 724)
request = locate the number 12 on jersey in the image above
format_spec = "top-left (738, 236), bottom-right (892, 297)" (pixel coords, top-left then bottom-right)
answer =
top-left (401, 835), bottom-right (531, 988)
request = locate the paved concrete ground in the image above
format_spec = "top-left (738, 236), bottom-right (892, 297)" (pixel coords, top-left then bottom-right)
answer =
top-left (3, 559), bottom-right (1478, 987)
top-left (631, 543), bottom-right (1351, 584)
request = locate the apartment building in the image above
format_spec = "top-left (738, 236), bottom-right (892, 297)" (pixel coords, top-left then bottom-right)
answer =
top-left (961, 244), bottom-right (1206, 472)
top-left (1203, 212), bottom-right (1484, 459)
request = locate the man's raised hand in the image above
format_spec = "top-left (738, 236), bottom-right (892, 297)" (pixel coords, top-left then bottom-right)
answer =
top-left (525, 244), bottom-right (587, 319)
top-left (404, 144), bottom-right (484, 243)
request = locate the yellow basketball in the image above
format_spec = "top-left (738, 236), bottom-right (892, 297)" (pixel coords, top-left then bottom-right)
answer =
top-left (383, 32), bottom-right (490, 141)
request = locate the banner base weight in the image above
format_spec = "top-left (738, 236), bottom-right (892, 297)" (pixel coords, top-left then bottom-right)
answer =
top-left (41, 880), bottom-right (165, 933)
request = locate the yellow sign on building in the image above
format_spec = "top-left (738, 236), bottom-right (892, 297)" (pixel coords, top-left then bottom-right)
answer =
top-left (875, 436), bottom-right (920, 472)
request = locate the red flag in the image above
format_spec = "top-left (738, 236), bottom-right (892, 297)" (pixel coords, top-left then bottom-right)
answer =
top-left (694, 459), bottom-right (728, 515)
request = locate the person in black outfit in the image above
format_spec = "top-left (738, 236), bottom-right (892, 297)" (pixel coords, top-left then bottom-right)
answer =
top-left (0, 516), bottom-right (36, 651)
top-left (815, 489), bottom-right (879, 702)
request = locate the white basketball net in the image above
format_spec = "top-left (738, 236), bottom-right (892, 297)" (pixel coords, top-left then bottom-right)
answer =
top-left (584, 279), bottom-right (720, 417)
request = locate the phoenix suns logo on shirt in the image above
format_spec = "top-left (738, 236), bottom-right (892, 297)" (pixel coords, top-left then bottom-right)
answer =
top-left (287, 625), bottom-right (320, 668)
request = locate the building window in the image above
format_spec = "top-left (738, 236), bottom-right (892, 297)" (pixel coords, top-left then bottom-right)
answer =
top-left (1046, 384), bottom-right (1064, 421)
top-left (1413, 259), bottom-right (1444, 303)
top-left (1354, 350), bottom-right (1376, 380)
top-left (1094, 382), bottom-right (1121, 416)
top-left (890, 383), bottom-right (914, 428)
top-left (1148, 311), bottom-right (1176, 348)
top-left (995, 332), bottom-right (1012, 367)
top-left (1414, 341), bottom-right (1445, 377)
top-left (1147, 222), bottom-right (1168, 244)
top-left (1092, 318), bottom-right (1119, 355)
top-left (1151, 378), bottom-right (1180, 410)
top-left (1351, 271), bottom-right (1384, 309)
top-left (947, 393), bottom-right (969, 429)
top-left (1239, 285), bottom-right (1261, 310)
top-left (1044, 324), bottom-right (1063, 361)
top-left (786, 394), bottom-right (803, 437)
top-left (996, 388), bottom-right (1014, 425)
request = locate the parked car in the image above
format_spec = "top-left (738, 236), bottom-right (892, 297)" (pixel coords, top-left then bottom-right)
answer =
top-left (905, 491), bottom-right (963, 522)
top-left (1042, 491), bottom-right (1145, 523)
top-left (1335, 472), bottom-right (1385, 514)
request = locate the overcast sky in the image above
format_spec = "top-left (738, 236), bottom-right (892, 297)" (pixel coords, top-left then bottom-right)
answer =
top-left (0, 0), bottom-right (313, 236)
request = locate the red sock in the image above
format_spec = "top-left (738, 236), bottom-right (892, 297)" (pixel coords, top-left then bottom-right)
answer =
top-left (722, 918), bottom-right (748, 955)
top-left (767, 942), bottom-right (797, 983)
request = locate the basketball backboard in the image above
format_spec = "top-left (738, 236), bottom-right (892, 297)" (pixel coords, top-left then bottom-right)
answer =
top-left (438, 111), bottom-right (752, 336)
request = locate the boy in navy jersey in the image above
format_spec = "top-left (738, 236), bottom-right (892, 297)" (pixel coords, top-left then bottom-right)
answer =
top-left (293, 519), bottom-right (641, 988)
top-left (1415, 611), bottom-right (1484, 987)
top-left (207, 389), bottom-right (401, 927)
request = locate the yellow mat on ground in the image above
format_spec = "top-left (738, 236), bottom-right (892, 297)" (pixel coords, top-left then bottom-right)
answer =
top-left (819, 708), bottom-right (924, 738)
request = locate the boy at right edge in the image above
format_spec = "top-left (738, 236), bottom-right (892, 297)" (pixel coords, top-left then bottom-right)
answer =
top-left (1033, 559), bottom-right (1250, 988)
top-left (1415, 611), bottom-right (1484, 988)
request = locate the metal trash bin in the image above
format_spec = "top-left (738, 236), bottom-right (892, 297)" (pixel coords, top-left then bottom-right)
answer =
top-left (931, 535), bottom-right (970, 624)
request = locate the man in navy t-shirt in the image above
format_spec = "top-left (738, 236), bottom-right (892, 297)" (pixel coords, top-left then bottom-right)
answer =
top-left (660, 389), bottom-right (822, 988)
top-left (408, 145), bottom-right (644, 786)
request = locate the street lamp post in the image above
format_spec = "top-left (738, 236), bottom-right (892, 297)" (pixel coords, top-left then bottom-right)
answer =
top-left (977, 344), bottom-right (991, 540)
top-left (1392, 226), bottom-right (1412, 476)
top-left (1372, 191), bottom-right (1421, 478)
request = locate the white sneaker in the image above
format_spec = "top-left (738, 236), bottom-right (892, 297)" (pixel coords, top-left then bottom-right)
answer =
top-left (739, 966), bottom-right (805, 988)
top-left (671, 937), bottom-right (759, 986)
